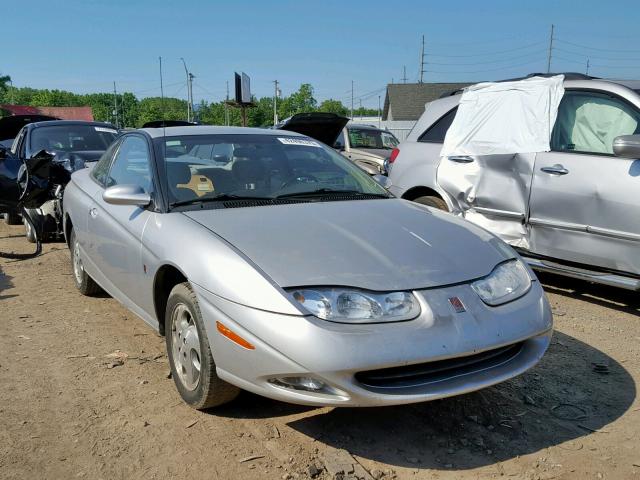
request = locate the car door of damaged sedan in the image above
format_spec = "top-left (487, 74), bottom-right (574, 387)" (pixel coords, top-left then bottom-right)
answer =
top-left (528, 89), bottom-right (640, 274)
top-left (87, 134), bottom-right (155, 311)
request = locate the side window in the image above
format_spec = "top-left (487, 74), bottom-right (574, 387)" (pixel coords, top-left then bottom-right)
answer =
top-left (92, 139), bottom-right (120, 187)
top-left (10, 127), bottom-right (26, 156)
top-left (552, 91), bottom-right (640, 154)
top-left (107, 136), bottom-right (153, 192)
top-left (333, 130), bottom-right (345, 149)
top-left (418, 108), bottom-right (458, 143)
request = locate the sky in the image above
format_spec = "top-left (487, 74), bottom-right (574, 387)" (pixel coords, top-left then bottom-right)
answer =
top-left (2, 0), bottom-right (640, 108)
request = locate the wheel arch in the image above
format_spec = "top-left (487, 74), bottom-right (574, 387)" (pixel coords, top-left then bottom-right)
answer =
top-left (153, 264), bottom-right (188, 336)
top-left (402, 186), bottom-right (444, 202)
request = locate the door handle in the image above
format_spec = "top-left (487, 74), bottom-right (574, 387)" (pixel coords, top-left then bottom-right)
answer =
top-left (448, 155), bottom-right (474, 163)
top-left (89, 207), bottom-right (98, 218)
top-left (540, 164), bottom-right (569, 175)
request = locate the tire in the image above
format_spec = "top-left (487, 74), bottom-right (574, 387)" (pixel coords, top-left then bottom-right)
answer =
top-left (69, 230), bottom-right (101, 296)
top-left (4, 211), bottom-right (21, 225)
top-left (166, 282), bottom-right (239, 409)
top-left (413, 195), bottom-right (449, 211)
top-left (24, 217), bottom-right (37, 243)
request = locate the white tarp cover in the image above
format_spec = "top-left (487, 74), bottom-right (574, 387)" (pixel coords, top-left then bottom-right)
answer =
top-left (440, 75), bottom-right (565, 157)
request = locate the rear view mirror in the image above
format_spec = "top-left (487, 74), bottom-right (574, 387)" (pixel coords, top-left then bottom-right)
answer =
top-left (103, 184), bottom-right (151, 207)
top-left (613, 135), bottom-right (640, 159)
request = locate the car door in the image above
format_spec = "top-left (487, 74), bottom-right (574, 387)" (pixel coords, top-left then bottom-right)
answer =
top-left (528, 89), bottom-right (640, 274)
top-left (87, 134), bottom-right (155, 309)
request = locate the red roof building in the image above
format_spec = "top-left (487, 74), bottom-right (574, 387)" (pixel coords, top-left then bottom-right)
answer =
top-left (0, 104), bottom-right (94, 121)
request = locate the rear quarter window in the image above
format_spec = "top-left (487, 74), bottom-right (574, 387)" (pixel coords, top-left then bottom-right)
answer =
top-left (418, 108), bottom-right (458, 143)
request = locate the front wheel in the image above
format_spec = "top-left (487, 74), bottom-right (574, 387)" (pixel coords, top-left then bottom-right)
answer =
top-left (70, 230), bottom-right (101, 296)
top-left (166, 282), bottom-right (239, 409)
top-left (413, 195), bottom-right (449, 211)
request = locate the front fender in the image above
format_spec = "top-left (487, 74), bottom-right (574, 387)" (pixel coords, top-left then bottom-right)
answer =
top-left (141, 212), bottom-right (301, 315)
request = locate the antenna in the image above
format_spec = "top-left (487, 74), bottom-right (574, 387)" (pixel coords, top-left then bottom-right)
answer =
top-left (401, 66), bottom-right (408, 84)
top-left (586, 58), bottom-right (590, 75)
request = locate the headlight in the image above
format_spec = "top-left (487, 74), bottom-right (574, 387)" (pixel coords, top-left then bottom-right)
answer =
top-left (471, 259), bottom-right (532, 306)
top-left (287, 288), bottom-right (421, 323)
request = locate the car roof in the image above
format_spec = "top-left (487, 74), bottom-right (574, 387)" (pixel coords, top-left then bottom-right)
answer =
top-left (348, 124), bottom-right (387, 131)
top-left (141, 125), bottom-right (306, 139)
top-left (29, 120), bottom-right (116, 129)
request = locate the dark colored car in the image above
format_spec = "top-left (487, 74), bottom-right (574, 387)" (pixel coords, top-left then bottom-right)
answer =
top-left (0, 120), bottom-right (118, 241)
top-left (0, 114), bottom-right (59, 224)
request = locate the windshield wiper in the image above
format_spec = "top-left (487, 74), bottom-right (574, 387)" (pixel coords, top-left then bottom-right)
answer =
top-left (170, 193), bottom-right (273, 208)
top-left (275, 188), bottom-right (390, 199)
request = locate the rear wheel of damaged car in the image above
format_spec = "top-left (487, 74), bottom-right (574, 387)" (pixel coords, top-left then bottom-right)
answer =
top-left (166, 282), bottom-right (239, 409)
top-left (69, 229), bottom-right (101, 296)
top-left (413, 195), bottom-right (448, 211)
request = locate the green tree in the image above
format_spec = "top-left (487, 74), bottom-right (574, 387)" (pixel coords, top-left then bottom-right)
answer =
top-left (0, 74), bottom-right (11, 95)
top-left (318, 99), bottom-right (349, 117)
top-left (278, 83), bottom-right (317, 119)
top-left (136, 97), bottom-right (189, 127)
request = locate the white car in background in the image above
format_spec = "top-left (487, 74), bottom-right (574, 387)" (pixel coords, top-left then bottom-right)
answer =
top-left (388, 73), bottom-right (640, 290)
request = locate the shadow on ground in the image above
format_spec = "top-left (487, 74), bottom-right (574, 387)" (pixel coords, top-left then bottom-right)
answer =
top-left (215, 331), bottom-right (635, 471)
top-left (538, 271), bottom-right (640, 317)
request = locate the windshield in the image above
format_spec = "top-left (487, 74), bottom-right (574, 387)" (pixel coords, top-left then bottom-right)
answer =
top-left (30, 125), bottom-right (118, 153)
top-left (348, 128), bottom-right (399, 149)
top-left (157, 134), bottom-right (390, 208)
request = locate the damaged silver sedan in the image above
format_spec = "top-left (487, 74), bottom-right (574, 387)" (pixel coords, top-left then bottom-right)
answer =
top-left (62, 126), bottom-right (552, 409)
top-left (389, 74), bottom-right (640, 291)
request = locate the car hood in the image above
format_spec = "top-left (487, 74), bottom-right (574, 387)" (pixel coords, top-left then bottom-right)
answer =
top-left (276, 112), bottom-right (349, 146)
top-left (0, 114), bottom-right (59, 141)
top-left (183, 199), bottom-right (510, 291)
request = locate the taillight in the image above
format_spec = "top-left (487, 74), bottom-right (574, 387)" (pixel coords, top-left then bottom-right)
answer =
top-left (389, 148), bottom-right (400, 163)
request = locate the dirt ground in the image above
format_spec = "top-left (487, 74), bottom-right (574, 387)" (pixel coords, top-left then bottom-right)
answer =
top-left (0, 221), bottom-right (639, 480)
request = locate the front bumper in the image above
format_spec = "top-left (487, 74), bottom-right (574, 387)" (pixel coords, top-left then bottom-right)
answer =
top-left (193, 280), bottom-right (553, 407)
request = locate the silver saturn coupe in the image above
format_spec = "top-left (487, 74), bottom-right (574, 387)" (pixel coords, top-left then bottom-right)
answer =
top-left (63, 126), bottom-right (552, 409)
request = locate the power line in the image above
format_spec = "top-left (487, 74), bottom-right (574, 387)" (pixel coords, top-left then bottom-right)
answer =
top-left (426, 49), bottom-right (547, 66)
top-left (555, 38), bottom-right (640, 54)
top-left (425, 56), bottom-right (546, 74)
top-left (553, 46), bottom-right (640, 62)
top-left (425, 41), bottom-right (546, 58)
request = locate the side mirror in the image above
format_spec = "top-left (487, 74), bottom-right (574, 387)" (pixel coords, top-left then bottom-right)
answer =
top-left (372, 174), bottom-right (392, 189)
top-left (613, 135), bottom-right (640, 159)
top-left (103, 184), bottom-right (151, 207)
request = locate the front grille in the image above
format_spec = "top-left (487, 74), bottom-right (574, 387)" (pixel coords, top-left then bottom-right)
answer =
top-left (355, 342), bottom-right (524, 389)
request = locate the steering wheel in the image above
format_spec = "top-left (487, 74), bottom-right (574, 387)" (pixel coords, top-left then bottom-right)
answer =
top-left (280, 174), bottom-right (320, 190)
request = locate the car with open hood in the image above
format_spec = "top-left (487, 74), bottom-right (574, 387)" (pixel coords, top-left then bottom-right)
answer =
top-left (62, 125), bottom-right (552, 409)
top-left (276, 113), bottom-right (399, 175)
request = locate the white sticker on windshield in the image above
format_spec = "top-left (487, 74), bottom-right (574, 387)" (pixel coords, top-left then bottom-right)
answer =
top-left (95, 127), bottom-right (118, 134)
top-left (166, 140), bottom-right (182, 146)
top-left (277, 137), bottom-right (321, 147)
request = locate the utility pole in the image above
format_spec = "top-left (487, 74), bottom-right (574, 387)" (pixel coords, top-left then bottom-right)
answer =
top-left (273, 80), bottom-right (280, 125)
top-left (546, 24), bottom-right (555, 74)
top-left (8, 79), bottom-right (13, 104)
top-left (180, 58), bottom-right (194, 122)
top-left (112, 81), bottom-right (119, 129)
top-left (351, 80), bottom-right (354, 120)
top-left (420, 35), bottom-right (426, 83)
top-left (402, 66), bottom-right (408, 84)
top-left (225, 81), bottom-right (230, 126)
top-left (586, 58), bottom-right (590, 75)
top-left (188, 72), bottom-right (195, 122)
top-left (378, 95), bottom-right (381, 128)
top-left (359, 99), bottom-right (363, 119)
